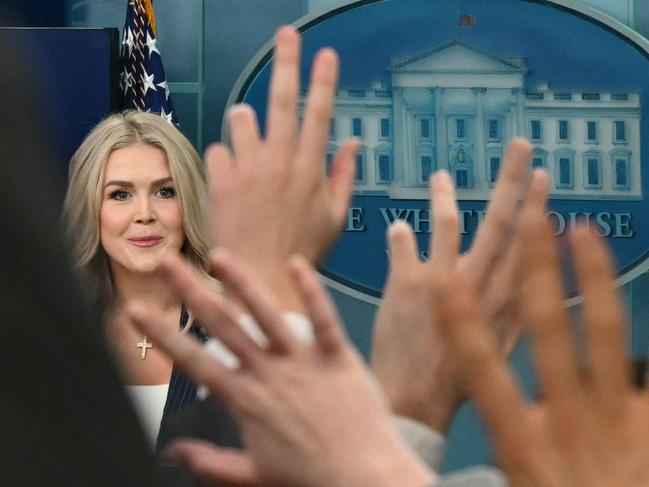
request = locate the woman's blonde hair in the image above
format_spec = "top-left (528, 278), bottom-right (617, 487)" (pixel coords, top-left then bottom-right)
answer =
top-left (63, 111), bottom-right (210, 303)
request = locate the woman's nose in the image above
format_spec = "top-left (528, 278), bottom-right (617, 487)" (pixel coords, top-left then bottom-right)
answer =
top-left (134, 198), bottom-right (156, 224)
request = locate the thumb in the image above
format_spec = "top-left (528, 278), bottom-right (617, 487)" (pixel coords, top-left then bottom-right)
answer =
top-left (166, 440), bottom-right (258, 486)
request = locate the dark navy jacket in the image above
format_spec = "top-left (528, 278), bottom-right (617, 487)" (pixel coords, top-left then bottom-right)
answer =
top-left (156, 311), bottom-right (243, 487)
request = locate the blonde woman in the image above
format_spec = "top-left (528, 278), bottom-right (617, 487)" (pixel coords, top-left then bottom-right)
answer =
top-left (63, 26), bottom-right (359, 452)
top-left (63, 110), bottom-right (212, 445)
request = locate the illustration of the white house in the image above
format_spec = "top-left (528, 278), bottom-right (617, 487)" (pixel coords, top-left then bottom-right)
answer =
top-left (302, 41), bottom-right (642, 200)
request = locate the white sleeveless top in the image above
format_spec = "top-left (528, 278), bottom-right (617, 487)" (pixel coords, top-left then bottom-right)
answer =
top-left (124, 383), bottom-right (170, 447)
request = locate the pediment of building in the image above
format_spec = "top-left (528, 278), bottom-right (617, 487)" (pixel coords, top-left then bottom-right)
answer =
top-left (389, 41), bottom-right (526, 74)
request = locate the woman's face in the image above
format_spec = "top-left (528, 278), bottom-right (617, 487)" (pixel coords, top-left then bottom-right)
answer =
top-left (100, 143), bottom-right (185, 276)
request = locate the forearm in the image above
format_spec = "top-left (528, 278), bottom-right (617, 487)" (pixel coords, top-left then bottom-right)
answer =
top-left (222, 263), bottom-right (306, 314)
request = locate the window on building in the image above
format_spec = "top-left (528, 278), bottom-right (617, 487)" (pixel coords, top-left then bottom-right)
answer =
top-left (587, 158), bottom-right (600, 187)
top-left (489, 157), bottom-right (500, 184)
top-left (614, 121), bottom-right (626, 142)
top-left (355, 153), bottom-right (365, 181)
top-left (530, 120), bottom-right (541, 141)
top-left (532, 157), bottom-right (544, 168)
top-left (352, 117), bottom-right (363, 137)
top-left (380, 118), bottom-right (390, 138)
top-left (420, 118), bottom-right (430, 139)
top-left (378, 154), bottom-right (391, 183)
top-left (558, 120), bottom-right (569, 141)
top-left (456, 169), bottom-right (469, 188)
top-left (586, 121), bottom-right (597, 142)
top-left (488, 119), bottom-right (499, 140)
top-left (456, 118), bottom-right (466, 139)
top-left (558, 157), bottom-right (572, 187)
top-left (329, 118), bottom-right (336, 138)
top-left (615, 158), bottom-right (629, 188)
top-left (421, 155), bottom-right (432, 183)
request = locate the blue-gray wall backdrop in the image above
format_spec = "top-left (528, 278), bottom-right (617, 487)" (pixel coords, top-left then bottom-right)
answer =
top-left (7, 0), bottom-right (649, 474)
top-left (63, 0), bottom-right (649, 472)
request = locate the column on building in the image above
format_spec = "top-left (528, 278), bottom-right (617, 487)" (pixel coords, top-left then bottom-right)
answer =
top-left (391, 87), bottom-right (406, 187)
top-left (434, 87), bottom-right (448, 171)
top-left (506, 106), bottom-right (515, 141)
top-left (404, 101), bottom-right (415, 186)
top-left (510, 88), bottom-right (521, 138)
top-left (516, 88), bottom-right (525, 136)
top-left (473, 87), bottom-right (487, 187)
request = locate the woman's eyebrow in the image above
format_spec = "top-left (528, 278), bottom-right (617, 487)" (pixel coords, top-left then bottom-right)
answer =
top-left (103, 177), bottom-right (173, 189)
top-left (103, 180), bottom-right (134, 189)
top-left (150, 177), bottom-right (174, 187)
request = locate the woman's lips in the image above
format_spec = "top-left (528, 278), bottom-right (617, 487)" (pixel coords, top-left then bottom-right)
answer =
top-left (128, 236), bottom-right (163, 248)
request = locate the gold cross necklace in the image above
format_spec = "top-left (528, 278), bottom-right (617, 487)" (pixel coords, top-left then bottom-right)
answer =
top-left (135, 318), bottom-right (192, 360)
top-left (136, 336), bottom-right (153, 360)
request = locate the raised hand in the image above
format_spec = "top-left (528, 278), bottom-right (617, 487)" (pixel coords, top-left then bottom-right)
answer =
top-left (129, 250), bottom-right (434, 487)
top-left (206, 27), bottom-right (358, 309)
top-left (372, 138), bottom-right (544, 434)
top-left (432, 175), bottom-right (649, 487)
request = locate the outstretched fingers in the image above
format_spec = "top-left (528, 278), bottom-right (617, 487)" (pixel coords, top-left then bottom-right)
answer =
top-left (210, 249), bottom-right (299, 355)
top-left (290, 256), bottom-right (349, 356)
top-left (128, 302), bottom-right (233, 403)
top-left (519, 168), bottom-right (550, 216)
top-left (463, 138), bottom-right (532, 283)
top-left (433, 267), bottom-right (528, 451)
top-left (265, 26), bottom-right (301, 158)
top-left (205, 143), bottom-right (240, 239)
top-left (158, 255), bottom-right (262, 367)
top-left (486, 169), bottom-right (550, 349)
top-left (228, 104), bottom-right (262, 169)
top-left (519, 200), bottom-right (582, 415)
top-left (327, 138), bottom-right (359, 227)
top-left (430, 170), bottom-right (460, 271)
top-left (387, 220), bottom-right (420, 278)
top-left (571, 226), bottom-right (631, 417)
top-left (297, 47), bottom-right (339, 174)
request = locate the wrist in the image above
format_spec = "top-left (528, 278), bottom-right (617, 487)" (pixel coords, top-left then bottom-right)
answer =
top-left (335, 450), bottom-right (435, 487)
top-left (224, 263), bottom-right (305, 313)
top-left (389, 383), bottom-right (464, 435)
top-left (419, 389), bottom-right (465, 436)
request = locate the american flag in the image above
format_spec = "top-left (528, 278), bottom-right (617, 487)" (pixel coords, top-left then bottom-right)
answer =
top-left (458, 13), bottom-right (476, 27)
top-left (119, 0), bottom-right (178, 124)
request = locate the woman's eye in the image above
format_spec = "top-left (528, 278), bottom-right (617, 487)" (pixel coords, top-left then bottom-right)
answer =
top-left (109, 190), bottom-right (130, 201)
top-left (157, 186), bottom-right (176, 199)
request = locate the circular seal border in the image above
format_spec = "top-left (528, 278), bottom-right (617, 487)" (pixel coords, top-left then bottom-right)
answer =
top-left (225, 0), bottom-right (649, 306)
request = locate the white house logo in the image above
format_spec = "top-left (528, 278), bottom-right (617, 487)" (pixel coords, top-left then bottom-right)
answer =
top-left (231, 0), bottom-right (649, 299)
top-left (320, 40), bottom-right (641, 202)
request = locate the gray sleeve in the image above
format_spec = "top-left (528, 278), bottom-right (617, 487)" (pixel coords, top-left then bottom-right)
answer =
top-left (438, 467), bottom-right (508, 487)
top-left (394, 416), bottom-right (508, 487)
top-left (393, 416), bottom-right (446, 471)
